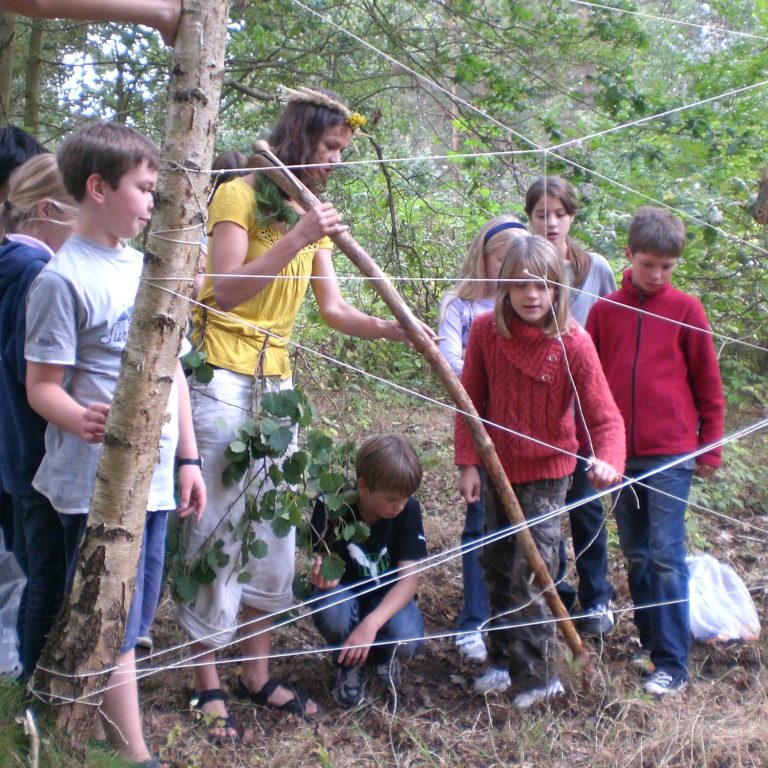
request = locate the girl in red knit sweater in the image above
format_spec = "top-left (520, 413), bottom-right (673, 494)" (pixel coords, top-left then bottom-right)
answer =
top-left (455, 234), bottom-right (625, 708)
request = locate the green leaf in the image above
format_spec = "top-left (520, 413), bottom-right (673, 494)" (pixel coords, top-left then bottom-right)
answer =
top-left (263, 424), bottom-right (295, 454)
top-left (261, 389), bottom-right (302, 419)
top-left (250, 539), bottom-right (268, 559)
top-left (229, 439), bottom-right (248, 454)
top-left (268, 463), bottom-right (283, 484)
top-left (240, 418), bottom-right (259, 437)
top-left (307, 430), bottom-right (332, 457)
top-left (221, 462), bottom-right (244, 487)
top-left (351, 521), bottom-right (370, 543)
top-left (237, 571), bottom-right (252, 583)
top-left (271, 517), bottom-right (293, 538)
top-left (194, 363), bottom-right (214, 385)
top-left (172, 573), bottom-right (200, 603)
top-left (283, 451), bottom-right (309, 484)
top-left (181, 349), bottom-right (203, 369)
top-left (320, 554), bottom-right (345, 582)
top-left (319, 471), bottom-right (346, 494)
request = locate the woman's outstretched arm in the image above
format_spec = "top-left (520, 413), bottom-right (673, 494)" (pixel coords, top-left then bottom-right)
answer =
top-left (0, 0), bottom-right (181, 45)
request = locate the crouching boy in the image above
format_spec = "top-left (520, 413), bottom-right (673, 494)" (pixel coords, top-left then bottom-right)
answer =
top-left (310, 434), bottom-right (427, 707)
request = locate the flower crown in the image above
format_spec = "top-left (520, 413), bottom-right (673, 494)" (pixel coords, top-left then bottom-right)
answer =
top-left (278, 86), bottom-right (366, 131)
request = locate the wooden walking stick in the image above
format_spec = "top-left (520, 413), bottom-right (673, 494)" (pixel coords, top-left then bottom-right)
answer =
top-left (250, 140), bottom-right (590, 669)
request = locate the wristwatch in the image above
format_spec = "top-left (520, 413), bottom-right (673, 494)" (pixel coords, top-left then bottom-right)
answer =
top-left (176, 457), bottom-right (203, 468)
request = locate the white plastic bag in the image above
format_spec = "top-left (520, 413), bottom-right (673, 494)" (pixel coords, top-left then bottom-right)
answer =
top-left (0, 550), bottom-right (24, 677)
top-left (687, 554), bottom-right (761, 643)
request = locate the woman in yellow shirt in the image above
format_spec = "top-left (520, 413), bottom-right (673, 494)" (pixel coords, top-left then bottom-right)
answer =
top-left (176, 88), bottom-right (416, 739)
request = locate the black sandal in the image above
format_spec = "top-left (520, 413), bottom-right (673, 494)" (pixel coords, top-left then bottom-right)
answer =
top-left (235, 675), bottom-right (319, 720)
top-left (190, 688), bottom-right (240, 745)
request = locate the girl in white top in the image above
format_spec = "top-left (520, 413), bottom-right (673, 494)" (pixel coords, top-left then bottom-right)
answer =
top-left (438, 214), bottom-right (528, 664)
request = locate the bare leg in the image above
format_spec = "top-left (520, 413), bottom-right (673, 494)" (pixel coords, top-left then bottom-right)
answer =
top-left (0, 0), bottom-right (182, 46)
top-left (100, 649), bottom-right (152, 763)
top-left (238, 607), bottom-right (318, 714)
top-left (191, 644), bottom-right (237, 740)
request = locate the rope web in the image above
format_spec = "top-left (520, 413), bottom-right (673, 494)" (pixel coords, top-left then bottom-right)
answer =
top-left (29, 0), bottom-right (768, 704)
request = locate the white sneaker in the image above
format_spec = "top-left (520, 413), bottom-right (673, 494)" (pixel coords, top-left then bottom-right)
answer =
top-left (472, 666), bottom-right (511, 694)
top-left (577, 603), bottom-right (615, 638)
top-left (512, 677), bottom-right (565, 709)
top-left (643, 669), bottom-right (688, 697)
top-left (455, 631), bottom-right (488, 663)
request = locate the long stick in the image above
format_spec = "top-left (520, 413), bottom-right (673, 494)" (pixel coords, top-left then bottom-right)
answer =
top-left (251, 141), bottom-right (589, 669)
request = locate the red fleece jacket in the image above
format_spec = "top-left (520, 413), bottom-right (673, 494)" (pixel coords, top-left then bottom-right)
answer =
top-left (454, 312), bottom-right (625, 484)
top-left (585, 269), bottom-right (724, 467)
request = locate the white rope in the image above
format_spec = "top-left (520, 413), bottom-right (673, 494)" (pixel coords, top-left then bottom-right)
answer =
top-left (547, 78), bottom-right (768, 154)
top-left (31, 418), bottom-right (766, 701)
top-left (33, 577), bottom-right (767, 706)
top-left (142, 272), bottom-right (768, 355)
top-left (285, 0), bottom-right (768, 258)
top-left (566, 0), bottom-right (768, 43)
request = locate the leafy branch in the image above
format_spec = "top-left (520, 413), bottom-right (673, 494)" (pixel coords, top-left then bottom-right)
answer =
top-left (169, 385), bottom-right (366, 602)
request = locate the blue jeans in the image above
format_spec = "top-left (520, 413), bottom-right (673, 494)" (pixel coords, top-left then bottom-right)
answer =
top-left (311, 584), bottom-right (424, 665)
top-left (11, 491), bottom-right (66, 678)
top-left (59, 510), bottom-right (168, 653)
top-left (557, 456), bottom-right (613, 611)
top-left (614, 460), bottom-right (693, 678)
top-left (456, 500), bottom-right (490, 632)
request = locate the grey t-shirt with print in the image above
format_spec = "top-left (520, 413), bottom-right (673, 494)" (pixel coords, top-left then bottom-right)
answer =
top-left (25, 235), bottom-right (179, 514)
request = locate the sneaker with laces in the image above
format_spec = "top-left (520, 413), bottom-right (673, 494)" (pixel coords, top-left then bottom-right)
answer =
top-left (136, 635), bottom-right (154, 652)
top-left (472, 666), bottom-right (511, 694)
top-left (333, 664), bottom-right (366, 708)
top-left (512, 677), bottom-right (565, 709)
top-left (455, 631), bottom-right (488, 663)
top-left (577, 603), bottom-right (615, 638)
top-left (630, 650), bottom-right (655, 676)
top-left (643, 669), bottom-right (688, 697)
top-left (374, 657), bottom-right (401, 689)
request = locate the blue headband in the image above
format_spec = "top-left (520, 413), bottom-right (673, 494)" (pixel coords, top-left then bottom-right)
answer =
top-left (483, 220), bottom-right (527, 246)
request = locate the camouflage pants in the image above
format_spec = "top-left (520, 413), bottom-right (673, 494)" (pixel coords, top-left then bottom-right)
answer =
top-left (481, 475), bottom-right (568, 689)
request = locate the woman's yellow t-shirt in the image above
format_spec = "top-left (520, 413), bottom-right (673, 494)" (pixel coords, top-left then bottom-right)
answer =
top-left (193, 177), bottom-right (331, 378)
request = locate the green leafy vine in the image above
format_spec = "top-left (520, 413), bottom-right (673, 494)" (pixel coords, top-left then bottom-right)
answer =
top-left (169, 386), bottom-right (367, 603)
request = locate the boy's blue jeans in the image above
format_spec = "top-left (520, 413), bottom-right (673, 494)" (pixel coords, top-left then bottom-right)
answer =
top-left (614, 458), bottom-right (693, 679)
top-left (60, 509), bottom-right (168, 653)
top-left (12, 490), bottom-right (66, 678)
top-left (456, 500), bottom-right (490, 632)
top-left (311, 583), bottom-right (424, 666)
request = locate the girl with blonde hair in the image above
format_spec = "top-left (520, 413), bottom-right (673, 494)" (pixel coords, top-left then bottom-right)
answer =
top-left (438, 214), bottom-right (527, 665)
top-left (0, 153), bottom-right (76, 678)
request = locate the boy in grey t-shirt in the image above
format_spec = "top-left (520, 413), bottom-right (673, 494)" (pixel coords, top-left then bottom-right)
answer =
top-left (25, 121), bottom-right (205, 767)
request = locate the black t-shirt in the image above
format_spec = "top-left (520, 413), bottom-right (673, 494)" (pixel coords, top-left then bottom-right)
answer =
top-left (311, 496), bottom-right (427, 589)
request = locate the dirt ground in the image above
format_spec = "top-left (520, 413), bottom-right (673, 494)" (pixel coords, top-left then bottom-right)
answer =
top-left (138, 389), bottom-right (768, 768)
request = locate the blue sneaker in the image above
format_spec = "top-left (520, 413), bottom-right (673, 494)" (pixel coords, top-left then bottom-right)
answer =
top-left (333, 664), bottom-right (365, 708)
top-left (643, 669), bottom-right (688, 697)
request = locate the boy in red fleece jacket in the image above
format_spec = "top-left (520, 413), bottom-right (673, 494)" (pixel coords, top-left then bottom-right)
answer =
top-left (586, 206), bottom-right (724, 697)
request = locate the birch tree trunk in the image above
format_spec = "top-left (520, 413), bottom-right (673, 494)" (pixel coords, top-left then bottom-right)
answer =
top-left (32, 0), bottom-right (230, 751)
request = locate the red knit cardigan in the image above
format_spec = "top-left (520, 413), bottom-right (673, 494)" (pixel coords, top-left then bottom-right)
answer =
top-left (454, 312), bottom-right (626, 484)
